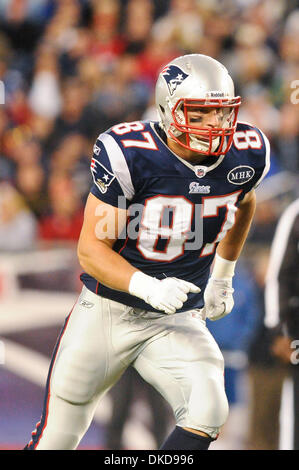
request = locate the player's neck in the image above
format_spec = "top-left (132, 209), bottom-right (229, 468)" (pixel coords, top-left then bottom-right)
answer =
top-left (167, 137), bottom-right (209, 165)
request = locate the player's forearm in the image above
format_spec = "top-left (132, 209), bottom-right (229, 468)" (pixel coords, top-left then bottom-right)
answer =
top-left (78, 240), bottom-right (200, 314)
top-left (217, 191), bottom-right (256, 261)
top-left (78, 241), bottom-right (138, 292)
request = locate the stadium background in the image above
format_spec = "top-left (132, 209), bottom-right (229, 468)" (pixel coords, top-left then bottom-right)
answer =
top-left (0, 0), bottom-right (298, 450)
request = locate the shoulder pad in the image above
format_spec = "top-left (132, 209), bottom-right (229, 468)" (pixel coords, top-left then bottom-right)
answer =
top-left (93, 131), bottom-right (135, 201)
top-left (234, 121), bottom-right (268, 152)
top-left (106, 120), bottom-right (158, 152)
top-left (233, 121), bottom-right (271, 188)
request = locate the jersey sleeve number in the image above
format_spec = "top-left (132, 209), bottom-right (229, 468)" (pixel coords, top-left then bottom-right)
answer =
top-left (136, 192), bottom-right (241, 261)
top-left (233, 130), bottom-right (262, 150)
top-left (112, 121), bottom-right (158, 150)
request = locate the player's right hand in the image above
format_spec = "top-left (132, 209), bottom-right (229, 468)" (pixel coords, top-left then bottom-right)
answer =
top-left (129, 272), bottom-right (200, 314)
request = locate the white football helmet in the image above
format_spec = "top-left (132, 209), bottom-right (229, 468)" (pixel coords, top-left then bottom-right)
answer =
top-left (155, 54), bottom-right (241, 156)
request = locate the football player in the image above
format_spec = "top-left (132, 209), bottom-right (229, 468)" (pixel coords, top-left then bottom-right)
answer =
top-left (25, 54), bottom-right (270, 450)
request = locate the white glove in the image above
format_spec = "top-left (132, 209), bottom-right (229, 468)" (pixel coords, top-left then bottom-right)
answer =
top-left (129, 271), bottom-right (200, 315)
top-left (203, 278), bottom-right (234, 321)
top-left (203, 254), bottom-right (236, 321)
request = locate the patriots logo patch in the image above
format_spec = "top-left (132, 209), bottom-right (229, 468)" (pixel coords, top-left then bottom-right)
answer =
top-left (90, 157), bottom-right (115, 194)
top-left (161, 65), bottom-right (189, 96)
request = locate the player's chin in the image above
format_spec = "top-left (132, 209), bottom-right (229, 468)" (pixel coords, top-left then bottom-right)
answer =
top-left (188, 130), bottom-right (217, 142)
top-left (195, 134), bottom-right (218, 142)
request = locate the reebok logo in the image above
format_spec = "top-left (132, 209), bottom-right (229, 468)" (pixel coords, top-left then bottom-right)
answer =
top-left (79, 299), bottom-right (94, 308)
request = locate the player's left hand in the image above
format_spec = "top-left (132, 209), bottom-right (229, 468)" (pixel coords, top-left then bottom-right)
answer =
top-left (203, 278), bottom-right (234, 321)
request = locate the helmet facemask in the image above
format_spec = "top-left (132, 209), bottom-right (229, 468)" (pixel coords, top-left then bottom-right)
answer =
top-left (168, 97), bottom-right (241, 156)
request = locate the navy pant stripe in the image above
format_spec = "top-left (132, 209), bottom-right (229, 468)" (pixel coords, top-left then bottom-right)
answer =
top-left (25, 301), bottom-right (76, 449)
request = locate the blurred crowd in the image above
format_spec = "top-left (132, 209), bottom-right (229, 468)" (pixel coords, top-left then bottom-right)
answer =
top-left (0, 0), bottom-right (299, 450)
top-left (0, 0), bottom-right (298, 251)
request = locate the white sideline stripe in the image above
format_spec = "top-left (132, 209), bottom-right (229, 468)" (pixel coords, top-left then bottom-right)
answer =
top-left (2, 339), bottom-right (111, 424)
top-left (0, 310), bottom-right (66, 333)
top-left (0, 249), bottom-right (76, 274)
top-left (99, 133), bottom-right (135, 201)
top-left (264, 198), bottom-right (299, 328)
top-left (0, 293), bottom-right (76, 333)
top-left (3, 338), bottom-right (51, 386)
top-left (279, 377), bottom-right (294, 450)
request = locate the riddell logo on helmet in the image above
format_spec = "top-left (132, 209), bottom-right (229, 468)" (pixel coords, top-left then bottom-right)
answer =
top-left (207, 91), bottom-right (226, 98)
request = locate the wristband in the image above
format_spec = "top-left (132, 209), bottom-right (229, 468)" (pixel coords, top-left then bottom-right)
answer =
top-left (128, 271), bottom-right (156, 301)
top-left (212, 253), bottom-right (236, 280)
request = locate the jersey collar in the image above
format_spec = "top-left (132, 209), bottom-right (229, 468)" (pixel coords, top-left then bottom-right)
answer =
top-left (150, 121), bottom-right (225, 177)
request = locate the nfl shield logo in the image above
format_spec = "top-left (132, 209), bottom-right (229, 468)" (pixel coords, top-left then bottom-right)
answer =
top-left (194, 166), bottom-right (206, 178)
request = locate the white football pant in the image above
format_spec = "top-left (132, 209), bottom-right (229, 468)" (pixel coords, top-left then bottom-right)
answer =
top-left (27, 286), bottom-right (228, 449)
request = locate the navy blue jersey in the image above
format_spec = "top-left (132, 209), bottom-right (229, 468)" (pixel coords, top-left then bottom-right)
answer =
top-left (81, 120), bottom-right (270, 312)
